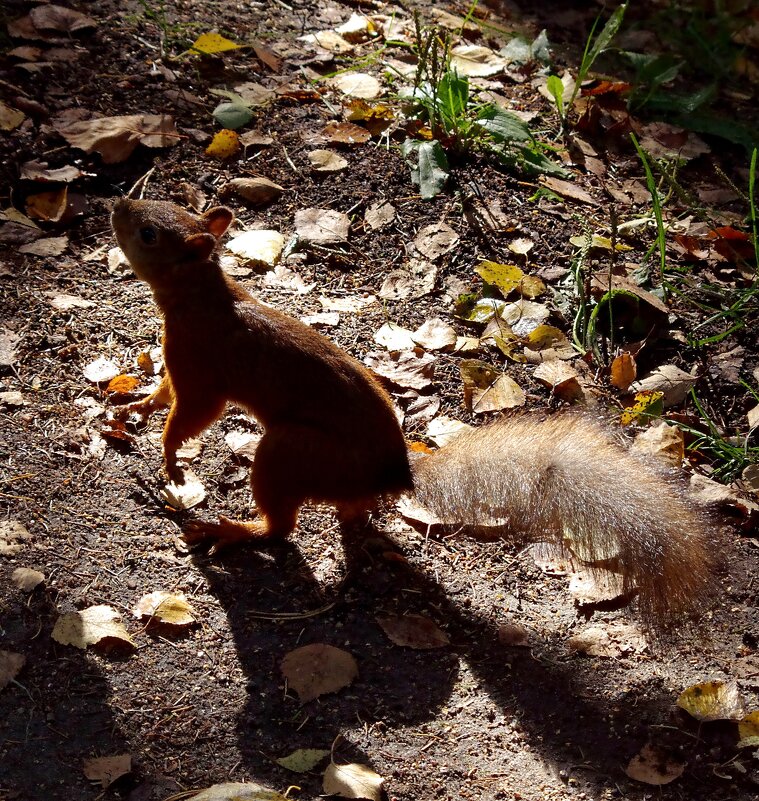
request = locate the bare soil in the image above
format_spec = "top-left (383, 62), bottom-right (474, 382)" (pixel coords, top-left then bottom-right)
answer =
top-left (0, 2), bottom-right (757, 800)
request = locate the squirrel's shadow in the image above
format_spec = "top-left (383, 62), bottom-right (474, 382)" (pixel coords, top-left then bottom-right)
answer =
top-left (190, 519), bottom-right (680, 793)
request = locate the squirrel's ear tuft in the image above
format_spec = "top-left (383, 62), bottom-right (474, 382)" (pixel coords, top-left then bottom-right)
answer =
top-left (183, 232), bottom-right (218, 263)
top-left (203, 206), bottom-right (234, 239)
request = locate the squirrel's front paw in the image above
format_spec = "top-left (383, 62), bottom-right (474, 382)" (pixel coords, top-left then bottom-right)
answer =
top-left (111, 400), bottom-right (153, 423)
top-left (164, 460), bottom-right (186, 485)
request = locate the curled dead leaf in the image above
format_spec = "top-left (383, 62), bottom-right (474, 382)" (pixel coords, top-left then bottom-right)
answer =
top-left (133, 591), bottom-right (196, 626)
top-left (323, 762), bottom-right (384, 801)
top-left (376, 613), bottom-right (450, 649)
top-left (52, 605), bottom-right (135, 650)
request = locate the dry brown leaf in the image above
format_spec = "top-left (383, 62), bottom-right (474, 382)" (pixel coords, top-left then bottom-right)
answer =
top-left (497, 622), bottom-right (531, 647)
top-left (54, 115), bottom-right (179, 163)
top-left (262, 265), bottom-right (315, 294)
top-left (225, 430), bottom-right (261, 461)
top-left (0, 329), bottom-right (20, 369)
top-left (26, 187), bottom-right (68, 221)
top-left (460, 360), bottom-right (526, 413)
top-left (18, 236), bottom-right (68, 257)
top-left (364, 200), bottom-right (395, 230)
top-left (567, 623), bottom-right (647, 658)
top-left (630, 365), bottom-right (698, 408)
top-left (318, 121), bottom-right (370, 145)
top-left (133, 591), bottom-right (196, 626)
top-left (411, 318), bottom-right (457, 351)
top-left (82, 754), bottom-right (131, 788)
top-left (308, 149), bottom-right (348, 172)
top-left (364, 349), bottom-right (436, 391)
top-left (281, 643), bottom-right (358, 702)
top-left (47, 292), bottom-right (95, 311)
top-left (625, 743), bottom-right (685, 786)
top-left (30, 5), bottom-right (97, 34)
top-left (0, 651), bottom-right (25, 691)
top-left (300, 30), bottom-right (354, 55)
top-left (610, 352), bottom-right (637, 390)
top-left (52, 605), bottom-right (136, 650)
top-left (0, 520), bottom-right (32, 556)
top-left (105, 375), bottom-right (140, 395)
top-left (0, 102), bottom-right (25, 131)
top-left (20, 160), bottom-right (84, 183)
top-left (568, 570), bottom-right (628, 606)
top-left (335, 13), bottom-right (373, 42)
top-left (414, 223), bottom-right (459, 260)
top-left (331, 72), bottom-right (382, 99)
top-left (533, 360), bottom-right (584, 402)
top-left (220, 177), bottom-right (284, 206)
top-left (83, 356), bottom-right (119, 384)
top-left (373, 322), bottom-right (415, 351)
top-left (323, 762), bottom-right (384, 800)
top-left (376, 613), bottom-right (449, 649)
top-left (11, 567), bottom-right (45, 592)
top-left (379, 261), bottom-right (438, 300)
top-left (632, 421), bottom-right (684, 467)
top-left (294, 208), bottom-right (350, 245)
top-left (319, 294), bottom-right (376, 313)
top-left (449, 44), bottom-right (508, 77)
top-left (160, 470), bottom-right (207, 510)
top-left (227, 230), bottom-right (285, 267)
top-left (540, 176), bottom-right (599, 206)
top-left (190, 782), bottom-right (289, 801)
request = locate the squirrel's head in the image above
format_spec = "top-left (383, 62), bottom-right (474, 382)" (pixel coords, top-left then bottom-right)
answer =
top-left (110, 198), bottom-right (234, 286)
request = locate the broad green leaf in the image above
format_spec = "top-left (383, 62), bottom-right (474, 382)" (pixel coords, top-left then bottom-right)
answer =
top-left (515, 146), bottom-right (569, 178)
top-left (437, 71), bottom-right (469, 124)
top-left (213, 102), bottom-right (254, 130)
top-left (475, 106), bottom-right (532, 142)
top-left (546, 75), bottom-right (565, 116)
top-left (402, 139), bottom-right (449, 199)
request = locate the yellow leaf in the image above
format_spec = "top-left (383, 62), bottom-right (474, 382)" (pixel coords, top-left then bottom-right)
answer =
top-left (191, 32), bottom-right (241, 54)
top-left (738, 710), bottom-right (759, 747)
top-left (205, 129), bottom-right (241, 160)
top-left (105, 374), bottom-right (140, 395)
top-left (676, 680), bottom-right (746, 722)
top-left (620, 391), bottom-right (663, 426)
top-left (475, 260), bottom-right (524, 296)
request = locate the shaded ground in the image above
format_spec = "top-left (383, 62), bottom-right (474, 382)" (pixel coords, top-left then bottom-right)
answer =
top-left (0, 1), bottom-right (758, 800)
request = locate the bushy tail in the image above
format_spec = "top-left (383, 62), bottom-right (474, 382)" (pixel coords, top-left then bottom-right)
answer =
top-left (411, 413), bottom-right (717, 629)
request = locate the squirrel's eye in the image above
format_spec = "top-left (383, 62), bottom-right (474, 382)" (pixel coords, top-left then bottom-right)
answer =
top-left (139, 226), bottom-right (158, 245)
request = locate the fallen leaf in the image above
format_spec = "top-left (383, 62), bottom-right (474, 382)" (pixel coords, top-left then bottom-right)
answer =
top-left (542, 177), bottom-right (599, 206)
top-left (275, 748), bottom-right (330, 773)
top-left (330, 72), bottom-right (382, 99)
top-left (335, 13), bottom-right (373, 43)
top-left (220, 177), bottom-right (283, 206)
top-left (190, 782), bottom-right (289, 801)
top-left (318, 121), bottom-right (371, 145)
top-left (206, 129), bottom-right (241, 160)
top-left (625, 743), bottom-right (685, 786)
top-left (0, 391), bottom-right (27, 407)
top-left (425, 416), bottom-right (474, 447)
top-left (373, 323), bottom-right (415, 351)
top-left (376, 614), bottom-right (449, 649)
top-left (508, 237), bottom-right (534, 257)
top-left (364, 349), bottom-right (436, 391)
top-left (30, 5), bottom-right (97, 34)
top-left (54, 114), bottom-right (179, 163)
top-left (26, 187), bottom-right (68, 222)
top-left (300, 30), bottom-right (354, 55)
top-left (364, 200), bottom-right (395, 230)
top-left (105, 375), bottom-right (140, 395)
top-left (0, 102), bottom-right (26, 131)
top-left (323, 762), bottom-right (384, 801)
top-left (497, 623), bottom-right (531, 647)
top-left (227, 230), bottom-right (284, 267)
top-left (319, 295), bottom-right (376, 312)
top-left (632, 421), bottom-right (684, 467)
top-left (629, 365), bottom-right (698, 408)
top-left (48, 292), bottom-right (95, 311)
top-left (11, 567), bottom-right (45, 592)
top-left (738, 710), bottom-right (759, 748)
top-left (533, 360), bottom-right (584, 402)
top-left (83, 754), bottom-right (131, 788)
top-left (0, 520), bottom-right (32, 556)
top-left (411, 318), bottom-right (457, 351)
top-left (610, 352), bottom-right (636, 390)
top-left (568, 570), bottom-right (628, 606)
top-left (567, 623), bottom-right (647, 658)
top-left (0, 651), bottom-right (25, 691)
top-left (414, 223), bottom-right (459, 260)
top-left (83, 357), bottom-right (119, 384)
top-left (460, 360), bottom-right (525, 413)
top-left (620, 391), bottom-right (664, 426)
top-left (161, 470), bottom-right (207, 510)
top-left (52, 605), bottom-right (135, 650)
top-left (18, 236), bottom-right (68, 257)
top-left (190, 32), bottom-right (241, 54)
top-left (308, 149), bottom-right (348, 172)
top-left (676, 680), bottom-right (746, 722)
top-left (379, 260), bottom-right (437, 300)
top-left (281, 643), bottom-right (358, 702)
top-left (301, 311), bottom-right (339, 328)
top-left (294, 208), bottom-right (350, 245)
top-left (133, 591), bottom-right (196, 626)
top-left (20, 160), bottom-right (84, 183)
top-left (0, 329), bottom-right (20, 368)
top-left (449, 44), bottom-right (508, 77)
top-left (224, 430), bottom-right (261, 461)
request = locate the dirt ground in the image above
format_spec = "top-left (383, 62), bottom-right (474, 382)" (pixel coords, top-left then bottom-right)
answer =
top-left (1, 1), bottom-right (758, 800)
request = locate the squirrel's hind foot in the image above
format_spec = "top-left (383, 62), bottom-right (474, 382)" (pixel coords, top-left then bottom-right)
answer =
top-left (182, 514), bottom-right (288, 554)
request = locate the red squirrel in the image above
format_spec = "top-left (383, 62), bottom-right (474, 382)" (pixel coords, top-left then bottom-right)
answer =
top-left (110, 198), bottom-right (716, 628)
